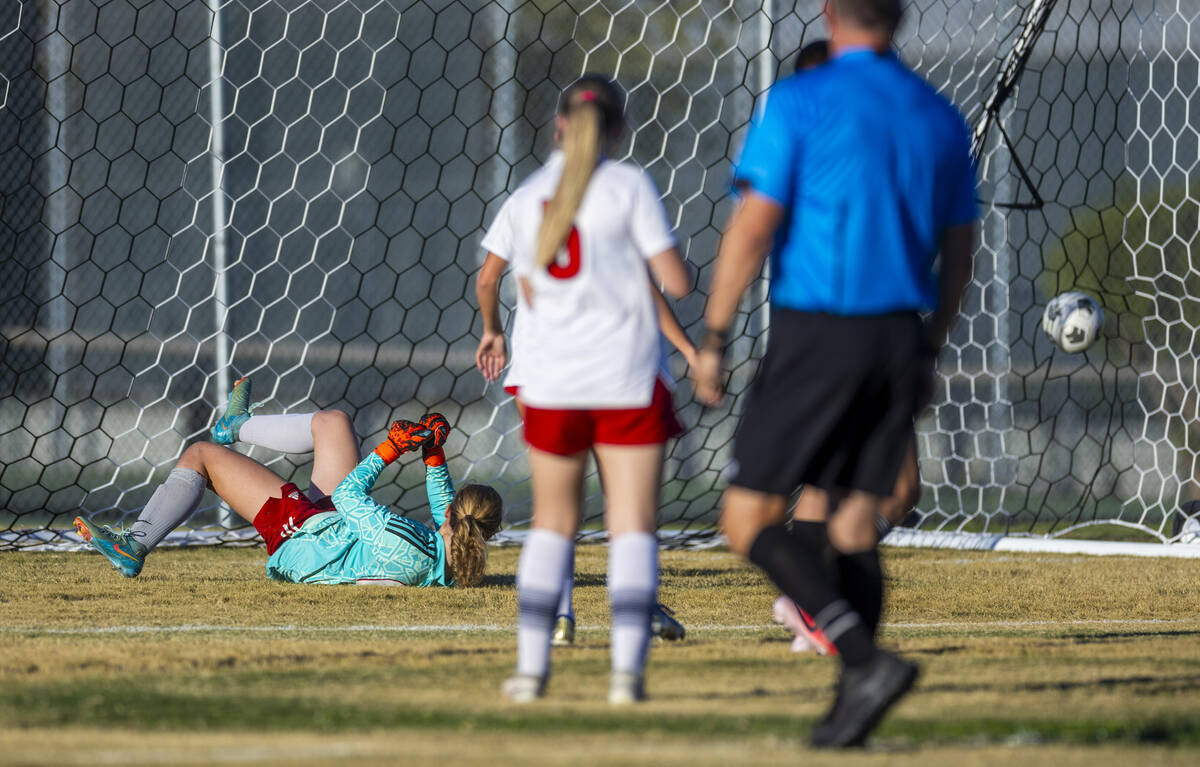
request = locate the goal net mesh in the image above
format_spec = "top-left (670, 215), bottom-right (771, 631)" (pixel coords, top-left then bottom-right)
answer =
top-left (1, 0), bottom-right (1196, 548)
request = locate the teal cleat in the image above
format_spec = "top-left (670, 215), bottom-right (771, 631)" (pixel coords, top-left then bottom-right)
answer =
top-left (650, 603), bottom-right (686, 641)
top-left (211, 376), bottom-right (261, 444)
top-left (73, 516), bottom-right (148, 578)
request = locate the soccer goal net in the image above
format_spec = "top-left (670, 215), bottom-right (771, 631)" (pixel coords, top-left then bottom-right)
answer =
top-left (1, 0), bottom-right (1197, 551)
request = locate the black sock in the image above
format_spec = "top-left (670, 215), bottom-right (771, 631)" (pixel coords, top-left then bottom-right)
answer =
top-left (789, 519), bottom-right (826, 553)
top-left (836, 549), bottom-right (883, 637)
top-left (789, 519), bottom-right (837, 580)
top-left (748, 525), bottom-right (875, 666)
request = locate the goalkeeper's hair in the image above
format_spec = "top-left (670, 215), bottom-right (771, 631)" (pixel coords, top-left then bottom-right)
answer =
top-left (446, 483), bottom-right (503, 587)
top-left (536, 74), bottom-right (625, 269)
top-left (831, 0), bottom-right (903, 35)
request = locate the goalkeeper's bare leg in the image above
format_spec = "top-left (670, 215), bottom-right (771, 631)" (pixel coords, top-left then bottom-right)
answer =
top-left (306, 409), bottom-right (360, 500)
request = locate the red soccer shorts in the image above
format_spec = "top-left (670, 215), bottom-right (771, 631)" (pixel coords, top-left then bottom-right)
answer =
top-left (523, 379), bottom-right (682, 456)
top-left (253, 483), bottom-right (335, 555)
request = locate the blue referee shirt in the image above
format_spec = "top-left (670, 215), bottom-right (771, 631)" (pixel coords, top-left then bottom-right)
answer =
top-left (734, 48), bottom-right (978, 314)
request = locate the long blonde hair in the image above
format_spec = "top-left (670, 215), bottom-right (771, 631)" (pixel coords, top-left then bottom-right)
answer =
top-left (536, 75), bottom-right (625, 270)
top-left (446, 484), bottom-right (503, 587)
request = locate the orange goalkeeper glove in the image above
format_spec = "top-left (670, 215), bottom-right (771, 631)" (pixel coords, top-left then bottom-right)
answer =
top-left (373, 419), bottom-right (432, 465)
top-left (419, 412), bottom-right (450, 467)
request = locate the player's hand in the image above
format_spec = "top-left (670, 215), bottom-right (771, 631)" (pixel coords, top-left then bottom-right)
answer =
top-left (373, 419), bottom-right (432, 465)
top-left (691, 347), bottom-right (725, 406)
top-left (420, 413), bottom-right (450, 449)
top-left (475, 332), bottom-right (508, 382)
top-left (681, 344), bottom-right (700, 372)
top-left (419, 412), bottom-right (450, 467)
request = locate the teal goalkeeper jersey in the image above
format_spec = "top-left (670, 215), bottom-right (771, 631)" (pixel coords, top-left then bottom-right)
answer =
top-left (265, 453), bottom-right (455, 586)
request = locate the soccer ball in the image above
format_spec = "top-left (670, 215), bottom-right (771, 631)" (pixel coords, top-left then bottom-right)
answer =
top-left (1042, 291), bottom-right (1104, 353)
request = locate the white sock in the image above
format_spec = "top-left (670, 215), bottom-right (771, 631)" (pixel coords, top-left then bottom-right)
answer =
top-left (237, 413), bottom-right (315, 453)
top-left (555, 545), bottom-right (575, 620)
top-left (129, 468), bottom-right (206, 550)
top-left (516, 528), bottom-right (573, 678)
top-left (608, 532), bottom-right (658, 675)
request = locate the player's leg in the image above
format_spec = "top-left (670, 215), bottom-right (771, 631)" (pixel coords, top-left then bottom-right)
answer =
top-left (808, 316), bottom-right (925, 748)
top-left (775, 486), bottom-right (839, 653)
top-left (732, 483), bottom-right (880, 660)
top-left (307, 409), bottom-right (360, 499)
top-left (791, 485), bottom-right (830, 524)
top-left (236, 412), bottom-right (316, 453)
top-left (178, 443), bottom-right (286, 524)
top-left (823, 441), bottom-right (917, 637)
top-left (551, 553), bottom-right (576, 647)
top-left (776, 437), bottom-right (920, 649)
top-left (595, 441), bottom-right (665, 704)
top-left (878, 435), bottom-right (920, 531)
top-left (826, 435), bottom-right (916, 636)
top-left (810, 488), bottom-right (917, 747)
top-left (721, 312), bottom-right (883, 668)
top-left (74, 443), bottom-right (284, 577)
top-left (504, 446), bottom-right (587, 702)
top-left (212, 377), bottom-right (348, 471)
top-left (793, 435), bottom-right (917, 539)
top-left (211, 374), bottom-right (358, 498)
top-left (509, 390), bottom-right (581, 646)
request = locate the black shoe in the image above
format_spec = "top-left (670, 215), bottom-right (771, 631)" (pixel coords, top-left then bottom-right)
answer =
top-left (810, 650), bottom-right (918, 748)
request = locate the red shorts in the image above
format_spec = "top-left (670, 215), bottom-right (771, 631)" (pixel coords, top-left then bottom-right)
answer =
top-left (254, 483), bottom-right (335, 555)
top-left (523, 379), bottom-right (682, 456)
top-left (505, 385), bottom-right (519, 396)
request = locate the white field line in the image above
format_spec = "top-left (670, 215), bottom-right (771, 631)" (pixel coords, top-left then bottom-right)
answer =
top-left (2, 618), bottom-right (1197, 636)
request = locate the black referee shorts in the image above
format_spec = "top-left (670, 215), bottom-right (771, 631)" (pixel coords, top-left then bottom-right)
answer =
top-left (728, 309), bottom-right (925, 498)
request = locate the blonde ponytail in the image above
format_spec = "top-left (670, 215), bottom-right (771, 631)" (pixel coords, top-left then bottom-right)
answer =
top-left (536, 101), bottom-right (602, 269)
top-left (446, 484), bottom-right (503, 587)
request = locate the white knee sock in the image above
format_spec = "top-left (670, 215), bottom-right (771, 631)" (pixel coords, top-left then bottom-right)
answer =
top-left (237, 413), bottom-right (315, 453)
top-left (608, 532), bottom-right (658, 675)
top-left (129, 468), bottom-right (207, 550)
top-left (555, 545), bottom-right (575, 620)
top-left (516, 529), bottom-right (573, 678)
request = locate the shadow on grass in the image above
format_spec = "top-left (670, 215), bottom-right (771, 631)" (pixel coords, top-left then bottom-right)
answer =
top-left (905, 644), bottom-right (971, 656)
top-left (921, 672), bottom-right (1200, 695)
top-left (481, 573), bottom-right (516, 587)
top-left (1061, 629), bottom-right (1200, 642)
top-left (661, 568), bottom-right (740, 579)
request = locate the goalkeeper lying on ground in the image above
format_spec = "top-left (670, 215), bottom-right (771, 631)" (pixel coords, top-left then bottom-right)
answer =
top-left (74, 377), bottom-right (502, 586)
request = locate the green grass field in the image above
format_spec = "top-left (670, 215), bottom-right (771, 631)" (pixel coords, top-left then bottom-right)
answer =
top-left (2, 544), bottom-right (1199, 765)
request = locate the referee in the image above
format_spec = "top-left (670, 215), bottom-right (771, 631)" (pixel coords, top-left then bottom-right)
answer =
top-left (694, 0), bottom-right (977, 748)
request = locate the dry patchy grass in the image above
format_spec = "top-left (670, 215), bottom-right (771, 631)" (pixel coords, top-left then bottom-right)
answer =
top-left (1, 544), bottom-right (1198, 765)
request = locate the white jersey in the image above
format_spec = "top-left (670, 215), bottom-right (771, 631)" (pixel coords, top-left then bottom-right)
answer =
top-left (480, 151), bottom-right (677, 408)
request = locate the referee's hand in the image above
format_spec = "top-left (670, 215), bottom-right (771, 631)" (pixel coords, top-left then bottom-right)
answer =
top-left (692, 348), bottom-right (725, 406)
